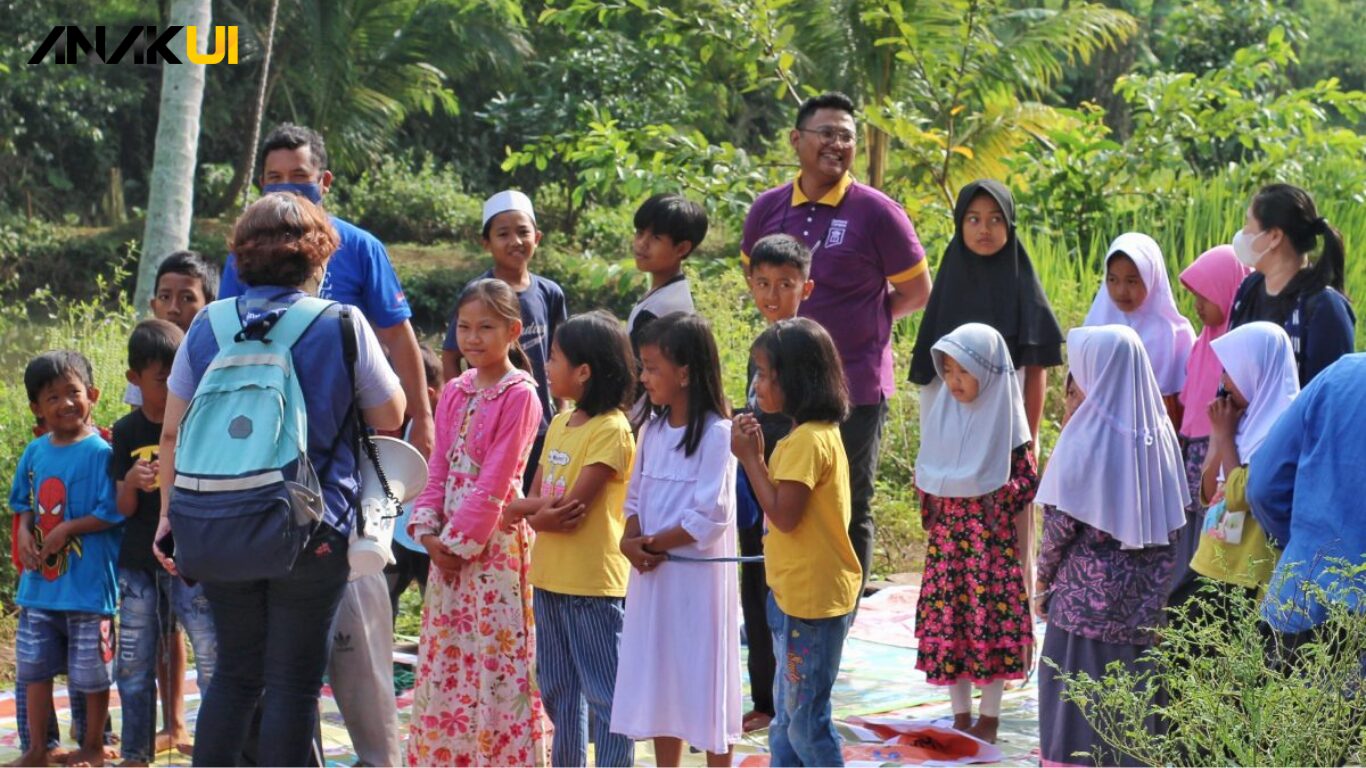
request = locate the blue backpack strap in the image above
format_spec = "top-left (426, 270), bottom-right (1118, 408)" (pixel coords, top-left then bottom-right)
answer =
top-left (266, 297), bottom-right (335, 350)
top-left (207, 299), bottom-right (244, 349)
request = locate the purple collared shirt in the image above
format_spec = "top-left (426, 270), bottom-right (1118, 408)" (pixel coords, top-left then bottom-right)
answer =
top-left (742, 176), bottom-right (927, 405)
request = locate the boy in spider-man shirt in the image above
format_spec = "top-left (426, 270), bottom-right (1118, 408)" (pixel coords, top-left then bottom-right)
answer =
top-left (9, 351), bottom-right (123, 767)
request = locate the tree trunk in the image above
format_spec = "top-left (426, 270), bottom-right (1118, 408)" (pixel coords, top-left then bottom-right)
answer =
top-left (135, 0), bottom-right (212, 309)
top-left (223, 0), bottom-right (281, 213)
top-left (866, 127), bottom-right (889, 190)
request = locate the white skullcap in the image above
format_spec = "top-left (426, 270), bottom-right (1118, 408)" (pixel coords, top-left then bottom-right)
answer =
top-left (482, 190), bottom-right (536, 229)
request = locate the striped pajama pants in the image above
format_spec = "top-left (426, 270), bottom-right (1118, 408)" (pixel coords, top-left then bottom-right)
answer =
top-left (533, 588), bottom-right (634, 767)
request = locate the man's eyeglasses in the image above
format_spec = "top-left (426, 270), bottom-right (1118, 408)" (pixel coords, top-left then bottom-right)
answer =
top-left (798, 126), bottom-right (857, 146)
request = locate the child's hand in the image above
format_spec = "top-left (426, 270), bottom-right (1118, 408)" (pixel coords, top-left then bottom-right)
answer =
top-left (16, 525), bottom-right (39, 572)
top-left (1207, 397), bottom-right (1244, 442)
top-left (730, 414), bottom-right (763, 461)
top-left (126, 458), bottom-right (158, 493)
top-left (919, 493), bottom-right (939, 530)
top-left (423, 534), bottom-right (464, 575)
top-left (1033, 581), bottom-right (1049, 622)
top-left (499, 503), bottom-right (528, 533)
top-left (620, 535), bottom-right (663, 574)
top-left (36, 522), bottom-right (69, 564)
top-left (528, 496), bottom-right (586, 533)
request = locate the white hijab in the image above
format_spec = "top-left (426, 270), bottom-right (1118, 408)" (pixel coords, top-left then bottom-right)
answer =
top-left (1084, 232), bottom-right (1196, 395)
top-left (1036, 325), bottom-right (1189, 549)
top-left (915, 323), bottom-right (1032, 498)
top-left (1211, 321), bottom-right (1300, 460)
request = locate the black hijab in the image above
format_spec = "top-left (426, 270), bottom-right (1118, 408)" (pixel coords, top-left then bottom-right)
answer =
top-left (908, 179), bottom-right (1064, 385)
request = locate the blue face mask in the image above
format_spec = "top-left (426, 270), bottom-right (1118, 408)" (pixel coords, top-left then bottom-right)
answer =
top-left (262, 182), bottom-right (324, 205)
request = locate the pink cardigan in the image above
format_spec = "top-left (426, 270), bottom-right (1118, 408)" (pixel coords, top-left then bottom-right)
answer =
top-left (408, 369), bottom-right (542, 558)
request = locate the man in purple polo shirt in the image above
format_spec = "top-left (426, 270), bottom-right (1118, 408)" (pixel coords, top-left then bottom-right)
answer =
top-left (741, 91), bottom-right (932, 587)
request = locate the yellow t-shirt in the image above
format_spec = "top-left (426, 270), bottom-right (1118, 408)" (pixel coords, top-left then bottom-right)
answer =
top-left (528, 409), bottom-right (635, 597)
top-left (764, 421), bottom-right (862, 619)
top-left (1190, 467), bottom-right (1280, 589)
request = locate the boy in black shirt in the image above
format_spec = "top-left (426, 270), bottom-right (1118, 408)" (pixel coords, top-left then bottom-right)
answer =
top-left (110, 319), bottom-right (218, 764)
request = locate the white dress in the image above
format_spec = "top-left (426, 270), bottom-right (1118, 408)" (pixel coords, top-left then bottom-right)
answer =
top-left (609, 413), bottom-right (742, 753)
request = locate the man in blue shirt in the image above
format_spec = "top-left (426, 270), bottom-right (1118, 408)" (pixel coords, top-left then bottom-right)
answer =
top-left (218, 124), bottom-right (424, 767)
top-left (219, 124), bottom-right (433, 458)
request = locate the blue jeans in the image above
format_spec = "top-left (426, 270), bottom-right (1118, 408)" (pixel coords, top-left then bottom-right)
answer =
top-left (191, 528), bottom-right (349, 767)
top-left (533, 589), bottom-right (633, 767)
top-left (766, 595), bottom-right (852, 767)
top-left (115, 567), bottom-right (219, 762)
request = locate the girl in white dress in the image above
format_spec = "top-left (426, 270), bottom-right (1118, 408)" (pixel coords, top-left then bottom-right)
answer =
top-left (610, 312), bottom-right (741, 767)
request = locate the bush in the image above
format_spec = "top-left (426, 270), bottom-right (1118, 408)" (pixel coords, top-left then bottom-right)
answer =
top-left (1052, 569), bottom-right (1366, 766)
top-left (333, 154), bottom-right (483, 245)
top-left (0, 216), bottom-right (231, 311)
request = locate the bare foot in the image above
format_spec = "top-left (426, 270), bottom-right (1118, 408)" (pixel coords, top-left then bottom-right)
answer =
top-left (154, 728), bottom-right (193, 755)
top-left (951, 712), bottom-right (973, 732)
top-left (5, 747), bottom-right (49, 767)
top-left (62, 746), bottom-right (118, 766)
top-left (741, 710), bottom-right (772, 732)
top-left (966, 715), bottom-right (999, 744)
top-left (63, 746), bottom-right (110, 767)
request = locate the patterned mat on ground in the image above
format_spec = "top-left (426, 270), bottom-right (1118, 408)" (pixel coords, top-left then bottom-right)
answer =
top-left (0, 587), bottom-right (1040, 765)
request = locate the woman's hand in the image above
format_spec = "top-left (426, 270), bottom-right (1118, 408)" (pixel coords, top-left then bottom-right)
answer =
top-left (153, 515), bottom-right (178, 577)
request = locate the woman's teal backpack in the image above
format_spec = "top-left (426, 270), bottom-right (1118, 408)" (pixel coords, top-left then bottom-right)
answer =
top-left (169, 297), bottom-right (334, 582)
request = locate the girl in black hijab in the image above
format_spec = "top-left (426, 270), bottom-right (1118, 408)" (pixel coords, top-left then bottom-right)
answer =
top-left (909, 179), bottom-right (1064, 439)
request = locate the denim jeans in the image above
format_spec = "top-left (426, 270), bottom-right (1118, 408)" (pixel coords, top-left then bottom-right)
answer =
top-left (191, 527), bottom-right (349, 767)
top-left (766, 595), bottom-right (853, 767)
top-left (115, 567), bottom-right (218, 762)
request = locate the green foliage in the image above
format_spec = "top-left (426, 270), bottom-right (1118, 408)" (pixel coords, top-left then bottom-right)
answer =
top-left (0, 0), bottom-right (157, 221)
top-left (0, 216), bottom-right (230, 310)
top-left (862, 0), bottom-right (1138, 204)
top-left (332, 153), bottom-right (483, 244)
top-left (1053, 570), bottom-right (1366, 766)
top-left (256, 0), bottom-right (462, 175)
top-left (1116, 28), bottom-right (1366, 180)
top-left (1151, 0), bottom-right (1306, 77)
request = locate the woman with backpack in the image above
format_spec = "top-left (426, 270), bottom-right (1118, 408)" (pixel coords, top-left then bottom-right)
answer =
top-left (154, 192), bottom-right (406, 766)
top-left (1226, 183), bottom-right (1355, 386)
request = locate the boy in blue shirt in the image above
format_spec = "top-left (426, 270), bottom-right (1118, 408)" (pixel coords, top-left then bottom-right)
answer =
top-left (9, 351), bottom-right (123, 767)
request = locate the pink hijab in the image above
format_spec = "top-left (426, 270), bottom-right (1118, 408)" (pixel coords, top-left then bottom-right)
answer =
top-left (1177, 245), bottom-right (1252, 438)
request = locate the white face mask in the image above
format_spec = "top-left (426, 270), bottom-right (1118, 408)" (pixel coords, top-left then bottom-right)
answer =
top-left (1232, 228), bottom-right (1271, 268)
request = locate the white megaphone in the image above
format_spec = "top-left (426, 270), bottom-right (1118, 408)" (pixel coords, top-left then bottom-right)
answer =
top-left (350, 436), bottom-right (428, 580)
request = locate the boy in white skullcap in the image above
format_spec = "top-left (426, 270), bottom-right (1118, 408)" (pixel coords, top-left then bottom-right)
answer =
top-left (441, 190), bottom-right (568, 493)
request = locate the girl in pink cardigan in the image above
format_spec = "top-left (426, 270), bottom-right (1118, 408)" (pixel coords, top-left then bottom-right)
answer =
top-left (406, 279), bottom-right (547, 767)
